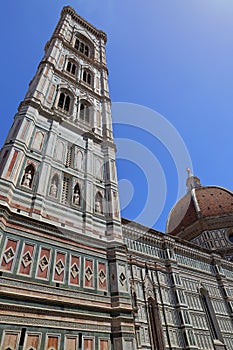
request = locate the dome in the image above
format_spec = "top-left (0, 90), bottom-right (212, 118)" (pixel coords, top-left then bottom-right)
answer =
top-left (166, 172), bottom-right (233, 238)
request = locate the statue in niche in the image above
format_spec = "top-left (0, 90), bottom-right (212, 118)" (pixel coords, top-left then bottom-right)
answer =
top-left (50, 180), bottom-right (58, 197)
top-left (73, 184), bottom-right (80, 205)
top-left (22, 167), bottom-right (33, 188)
top-left (95, 200), bottom-right (101, 213)
top-left (73, 191), bottom-right (80, 205)
top-left (95, 193), bottom-right (103, 214)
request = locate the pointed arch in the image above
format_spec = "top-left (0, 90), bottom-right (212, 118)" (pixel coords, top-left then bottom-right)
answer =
top-left (57, 88), bottom-right (74, 114)
top-left (66, 59), bottom-right (77, 76)
top-left (78, 99), bottom-right (93, 125)
top-left (82, 69), bottom-right (93, 86)
top-left (73, 33), bottom-right (94, 59)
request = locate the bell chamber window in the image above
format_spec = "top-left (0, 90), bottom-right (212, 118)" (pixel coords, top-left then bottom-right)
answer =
top-left (73, 34), bottom-right (94, 59)
top-left (82, 69), bottom-right (93, 86)
top-left (66, 60), bottom-right (77, 76)
top-left (78, 100), bottom-right (92, 124)
top-left (57, 90), bottom-right (72, 113)
top-left (74, 38), bottom-right (90, 57)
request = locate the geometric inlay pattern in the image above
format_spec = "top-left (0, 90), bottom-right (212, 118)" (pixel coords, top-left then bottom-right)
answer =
top-left (55, 259), bottom-right (64, 275)
top-left (119, 272), bottom-right (126, 286)
top-left (85, 265), bottom-right (93, 281)
top-left (22, 251), bottom-right (32, 268)
top-left (99, 269), bottom-right (106, 284)
top-left (39, 255), bottom-right (49, 271)
top-left (70, 263), bottom-right (79, 278)
top-left (3, 247), bottom-right (15, 264)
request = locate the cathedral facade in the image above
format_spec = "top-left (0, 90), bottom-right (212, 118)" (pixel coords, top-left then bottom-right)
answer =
top-left (0, 6), bottom-right (232, 350)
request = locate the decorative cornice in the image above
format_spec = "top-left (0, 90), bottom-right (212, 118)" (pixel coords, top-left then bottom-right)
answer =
top-left (0, 204), bottom-right (110, 252)
top-left (0, 277), bottom-right (110, 309)
top-left (0, 314), bottom-right (111, 332)
top-left (0, 302), bottom-right (111, 321)
top-left (61, 6), bottom-right (107, 43)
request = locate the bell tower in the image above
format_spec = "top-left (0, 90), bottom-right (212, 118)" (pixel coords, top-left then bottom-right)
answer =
top-left (0, 6), bottom-right (121, 241)
top-left (0, 7), bottom-right (135, 350)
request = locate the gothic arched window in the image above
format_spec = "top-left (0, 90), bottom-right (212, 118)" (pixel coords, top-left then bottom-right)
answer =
top-left (79, 100), bottom-right (92, 124)
top-left (21, 164), bottom-right (35, 188)
top-left (82, 69), bottom-right (92, 86)
top-left (74, 38), bottom-right (91, 58)
top-left (66, 60), bottom-right (77, 76)
top-left (57, 91), bottom-right (72, 113)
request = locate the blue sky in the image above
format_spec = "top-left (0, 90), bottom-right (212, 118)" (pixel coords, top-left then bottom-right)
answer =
top-left (0, 1), bottom-right (233, 231)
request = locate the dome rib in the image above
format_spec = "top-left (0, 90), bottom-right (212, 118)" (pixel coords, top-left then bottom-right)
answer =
top-left (166, 185), bottom-right (233, 236)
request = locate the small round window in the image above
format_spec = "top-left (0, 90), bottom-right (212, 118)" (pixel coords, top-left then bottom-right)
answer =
top-left (229, 234), bottom-right (233, 243)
